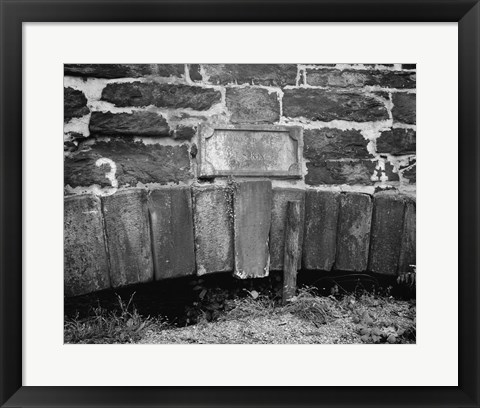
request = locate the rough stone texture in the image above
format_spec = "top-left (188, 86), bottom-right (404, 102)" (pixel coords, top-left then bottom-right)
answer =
top-left (402, 64), bottom-right (416, 70)
top-left (101, 82), bottom-right (221, 110)
top-left (89, 111), bottom-right (170, 137)
top-left (398, 197), bottom-right (416, 273)
top-left (64, 64), bottom-right (184, 79)
top-left (226, 88), bottom-right (280, 123)
top-left (303, 190), bottom-right (340, 271)
top-left (174, 126), bottom-right (196, 140)
top-left (102, 189), bottom-right (154, 287)
top-left (189, 64), bottom-right (202, 81)
top-left (399, 158), bottom-right (416, 183)
top-left (283, 89), bottom-right (389, 122)
top-left (368, 192), bottom-right (406, 275)
top-left (335, 193), bottom-right (373, 271)
top-left (384, 161), bottom-right (400, 182)
top-left (64, 195), bottom-right (110, 297)
top-left (233, 181), bottom-right (272, 278)
top-left (306, 70), bottom-right (416, 89)
top-left (64, 139), bottom-right (191, 188)
top-left (304, 128), bottom-right (370, 160)
top-left (392, 93), bottom-right (416, 124)
top-left (203, 64), bottom-right (297, 87)
top-left (193, 186), bottom-right (234, 275)
top-left (403, 165), bottom-right (416, 183)
top-left (305, 160), bottom-right (376, 185)
top-left (64, 87), bottom-right (89, 122)
top-left (269, 188), bottom-right (305, 271)
top-left (147, 187), bottom-right (195, 280)
top-left (376, 128), bottom-right (416, 155)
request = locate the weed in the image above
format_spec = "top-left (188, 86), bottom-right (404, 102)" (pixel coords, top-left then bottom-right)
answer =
top-left (397, 265), bottom-right (416, 287)
top-left (64, 293), bottom-right (167, 344)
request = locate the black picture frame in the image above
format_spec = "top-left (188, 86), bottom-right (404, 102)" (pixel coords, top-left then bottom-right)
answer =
top-left (1, 1), bottom-right (478, 407)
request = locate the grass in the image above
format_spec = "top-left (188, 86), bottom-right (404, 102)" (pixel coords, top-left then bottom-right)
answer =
top-left (64, 293), bottom-right (167, 344)
top-left (137, 288), bottom-right (415, 344)
top-left (65, 273), bottom-right (416, 344)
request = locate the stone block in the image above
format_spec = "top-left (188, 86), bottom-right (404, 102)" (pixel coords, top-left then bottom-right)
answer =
top-left (376, 128), bottom-right (416, 155)
top-left (64, 139), bottom-right (191, 188)
top-left (64, 64), bottom-right (184, 79)
top-left (203, 64), bottom-right (297, 87)
top-left (64, 87), bottom-right (89, 122)
top-left (306, 69), bottom-right (415, 89)
top-left (89, 111), bottom-right (170, 137)
top-left (303, 190), bottom-right (340, 271)
top-left (189, 64), bottom-right (202, 81)
top-left (398, 197), bottom-right (416, 273)
top-left (226, 88), bottom-right (280, 123)
top-left (305, 160), bottom-right (376, 185)
top-left (283, 89), bottom-right (389, 122)
top-left (269, 188), bottom-right (305, 271)
top-left (304, 128), bottom-right (370, 160)
top-left (368, 192), bottom-right (406, 275)
top-left (233, 181), bottom-right (273, 278)
top-left (392, 93), bottom-right (416, 124)
top-left (102, 189), bottom-right (154, 287)
top-left (148, 187), bottom-right (195, 280)
top-left (101, 82), bottom-right (221, 110)
top-left (173, 126), bottom-right (196, 140)
top-left (193, 186), bottom-right (234, 275)
top-left (64, 194), bottom-right (110, 297)
top-left (402, 162), bottom-right (417, 184)
top-left (335, 192), bottom-right (373, 271)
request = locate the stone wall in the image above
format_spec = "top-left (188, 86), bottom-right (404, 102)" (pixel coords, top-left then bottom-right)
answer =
top-left (64, 64), bottom-right (416, 297)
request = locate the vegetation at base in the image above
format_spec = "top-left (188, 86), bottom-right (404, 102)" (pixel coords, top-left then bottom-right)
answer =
top-left (64, 293), bottom-right (167, 344)
top-left (65, 270), bottom-right (416, 344)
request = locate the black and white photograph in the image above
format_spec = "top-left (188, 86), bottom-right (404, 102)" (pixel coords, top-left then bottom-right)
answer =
top-left (63, 63), bottom-right (416, 344)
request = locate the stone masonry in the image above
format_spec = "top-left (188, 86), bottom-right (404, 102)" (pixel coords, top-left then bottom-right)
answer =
top-left (64, 64), bottom-right (416, 297)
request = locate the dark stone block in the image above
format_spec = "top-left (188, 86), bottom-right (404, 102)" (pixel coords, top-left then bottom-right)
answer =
top-left (233, 181), bottom-right (272, 278)
top-left (174, 125), bottom-right (196, 140)
top-left (283, 89), bottom-right (389, 122)
top-left (148, 187), bottom-right (195, 280)
top-left (398, 197), bottom-right (416, 273)
top-left (189, 64), bottom-right (202, 81)
top-left (304, 128), bottom-right (370, 160)
top-left (384, 161), bottom-right (400, 182)
top-left (64, 87), bottom-right (89, 122)
top-left (89, 111), bottom-right (170, 137)
top-left (399, 158), bottom-right (416, 183)
top-left (64, 139), bottom-right (191, 188)
top-left (368, 192), bottom-right (406, 275)
top-left (402, 64), bottom-right (416, 70)
top-left (226, 87), bottom-right (280, 123)
top-left (306, 70), bottom-right (415, 89)
top-left (377, 128), bottom-right (416, 155)
top-left (193, 186), bottom-right (234, 275)
top-left (303, 190), bottom-right (340, 271)
top-left (335, 192), bottom-right (373, 271)
top-left (392, 93), bottom-right (416, 124)
top-left (403, 165), bottom-right (416, 183)
top-left (203, 64), bottom-right (297, 87)
top-left (102, 190), bottom-right (154, 287)
top-left (64, 64), bottom-right (184, 79)
top-left (305, 160), bottom-right (376, 185)
top-left (269, 188), bottom-right (305, 271)
top-left (101, 82), bottom-right (221, 110)
top-left (64, 194), bottom-right (110, 297)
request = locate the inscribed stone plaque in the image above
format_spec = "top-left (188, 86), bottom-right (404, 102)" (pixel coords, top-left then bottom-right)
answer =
top-left (199, 125), bottom-right (303, 178)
